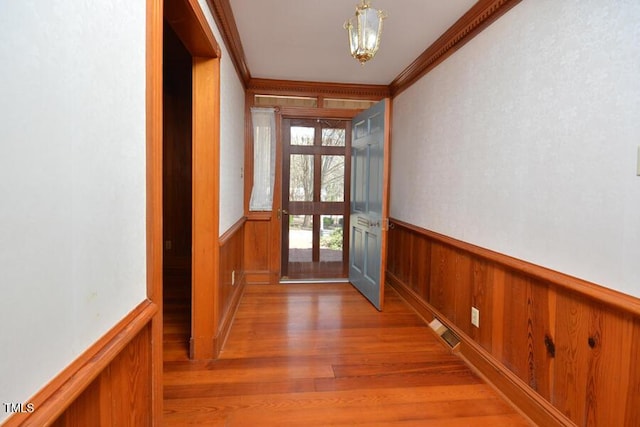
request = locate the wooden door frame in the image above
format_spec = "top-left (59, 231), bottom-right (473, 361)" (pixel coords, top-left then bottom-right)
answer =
top-left (270, 108), bottom-right (361, 283)
top-left (146, 0), bottom-right (163, 421)
top-left (280, 117), bottom-right (352, 279)
top-left (147, 3), bottom-right (221, 420)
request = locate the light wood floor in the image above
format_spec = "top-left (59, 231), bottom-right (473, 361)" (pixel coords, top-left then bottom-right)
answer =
top-left (163, 283), bottom-right (532, 426)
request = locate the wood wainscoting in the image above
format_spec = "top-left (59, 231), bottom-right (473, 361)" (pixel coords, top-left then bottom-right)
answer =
top-left (3, 301), bottom-right (157, 427)
top-left (386, 218), bottom-right (640, 427)
top-left (244, 215), bottom-right (275, 285)
top-left (217, 217), bottom-right (247, 354)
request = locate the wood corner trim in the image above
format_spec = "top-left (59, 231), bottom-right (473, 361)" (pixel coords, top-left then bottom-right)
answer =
top-left (206, 0), bottom-right (251, 86)
top-left (390, 0), bottom-right (522, 96)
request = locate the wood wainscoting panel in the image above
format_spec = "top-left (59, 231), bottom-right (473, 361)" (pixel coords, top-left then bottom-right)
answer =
top-left (500, 273), bottom-right (554, 402)
top-left (50, 376), bottom-right (104, 427)
top-left (107, 322), bottom-right (152, 426)
top-left (244, 218), bottom-right (272, 284)
top-left (470, 258), bottom-right (497, 354)
top-left (626, 319), bottom-right (640, 426)
top-left (217, 217), bottom-right (246, 353)
top-left (411, 232), bottom-right (432, 301)
top-left (386, 218), bottom-right (640, 427)
top-left (429, 242), bottom-right (473, 325)
top-left (553, 289), bottom-right (634, 427)
top-left (51, 323), bottom-right (152, 427)
top-left (5, 301), bottom-right (156, 427)
top-left (386, 223), bottom-right (410, 286)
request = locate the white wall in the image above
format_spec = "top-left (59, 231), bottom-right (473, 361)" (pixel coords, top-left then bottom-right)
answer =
top-left (0, 1), bottom-right (147, 421)
top-left (391, 0), bottom-right (640, 297)
top-left (198, 0), bottom-right (246, 236)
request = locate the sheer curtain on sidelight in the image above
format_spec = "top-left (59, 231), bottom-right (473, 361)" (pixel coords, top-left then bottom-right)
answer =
top-left (249, 107), bottom-right (276, 211)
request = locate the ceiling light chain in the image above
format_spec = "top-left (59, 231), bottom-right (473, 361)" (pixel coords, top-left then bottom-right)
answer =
top-left (344, 0), bottom-right (387, 65)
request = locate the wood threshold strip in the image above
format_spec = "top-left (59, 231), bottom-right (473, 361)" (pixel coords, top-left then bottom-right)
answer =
top-left (387, 275), bottom-right (572, 427)
top-left (3, 300), bottom-right (157, 427)
top-left (390, 218), bottom-right (640, 317)
top-left (389, 0), bottom-right (522, 96)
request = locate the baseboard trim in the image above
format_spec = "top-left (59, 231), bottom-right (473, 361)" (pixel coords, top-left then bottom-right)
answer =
top-left (3, 300), bottom-right (157, 427)
top-left (216, 274), bottom-right (247, 354)
top-left (244, 271), bottom-right (272, 285)
top-left (387, 273), bottom-right (573, 427)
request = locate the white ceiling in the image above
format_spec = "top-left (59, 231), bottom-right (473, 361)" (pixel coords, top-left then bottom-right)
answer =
top-left (229, 0), bottom-right (478, 85)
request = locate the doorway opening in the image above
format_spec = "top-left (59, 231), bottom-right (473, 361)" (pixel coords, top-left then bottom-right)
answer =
top-left (281, 118), bottom-right (352, 280)
top-left (162, 22), bottom-right (192, 358)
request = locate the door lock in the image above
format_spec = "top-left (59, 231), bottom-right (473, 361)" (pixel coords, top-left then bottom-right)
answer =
top-left (277, 208), bottom-right (289, 220)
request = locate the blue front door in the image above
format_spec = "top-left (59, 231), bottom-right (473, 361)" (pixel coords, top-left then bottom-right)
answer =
top-left (349, 99), bottom-right (389, 310)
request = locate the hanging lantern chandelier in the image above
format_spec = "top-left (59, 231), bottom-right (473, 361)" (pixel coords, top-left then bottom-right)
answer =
top-left (344, 0), bottom-right (387, 65)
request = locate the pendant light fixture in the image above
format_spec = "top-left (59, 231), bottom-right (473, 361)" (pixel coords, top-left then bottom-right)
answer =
top-left (344, 0), bottom-right (387, 65)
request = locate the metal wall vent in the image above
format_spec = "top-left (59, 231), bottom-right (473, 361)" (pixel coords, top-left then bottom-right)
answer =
top-left (429, 318), bottom-right (460, 349)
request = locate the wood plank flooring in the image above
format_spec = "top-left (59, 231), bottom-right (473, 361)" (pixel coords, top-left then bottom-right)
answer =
top-left (163, 283), bottom-right (532, 426)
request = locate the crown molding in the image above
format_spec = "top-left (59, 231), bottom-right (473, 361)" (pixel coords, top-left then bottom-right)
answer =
top-left (206, 0), bottom-right (251, 86)
top-left (390, 0), bottom-right (521, 96)
top-left (205, 0), bottom-right (519, 98)
top-left (248, 78), bottom-right (390, 100)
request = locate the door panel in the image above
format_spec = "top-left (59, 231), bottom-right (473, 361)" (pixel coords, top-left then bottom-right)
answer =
top-left (349, 100), bottom-right (389, 310)
top-left (352, 227), bottom-right (364, 272)
top-left (352, 149), bottom-right (367, 213)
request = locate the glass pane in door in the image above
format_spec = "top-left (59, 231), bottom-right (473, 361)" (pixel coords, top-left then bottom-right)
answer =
top-left (321, 155), bottom-right (344, 202)
top-left (320, 215), bottom-right (344, 263)
top-left (289, 154), bottom-right (314, 201)
top-left (291, 126), bottom-right (314, 146)
top-left (289, 215), bottom-right (313, 263)
top-left (322, 128), bottom-right (346, 146)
